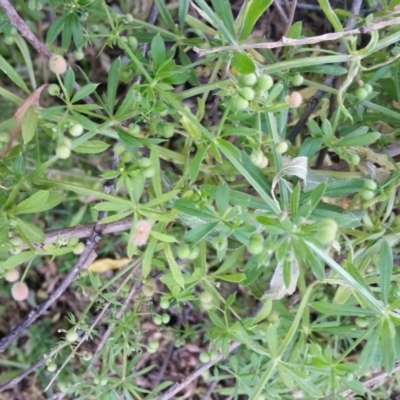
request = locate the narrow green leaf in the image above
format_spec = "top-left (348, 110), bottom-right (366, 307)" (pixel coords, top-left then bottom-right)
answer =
top-left (231, 52), bottom-right (255, 74)
top-left (185, 222), bottom-right (219, 245)
top-left (380, 318), bottom-right (396, 372)
top-left (210, 0), bottom-right (236, 38)
top-left (16, 219), bottom-right (46, 243)
top-left (2, 251), bottom-right (35, 270)
top-left (164, 243), bottom-right (185, 288)
top-left (335, 131), bottom-right (381, 147)
top-left (0, 54), bottom-right (29, 93)
top-left (71, 83), bottom-right (98, 103)
top-left (21, 106), bottom-right (38, 144)
top-left (46, 15), bottom-right (67, 44)
top-left (150, 231), bottom-right (177, 243)
top-left (215, 185), bottom-right (229, 214)
top-left (237, 0), bottom-right (273, 40)
top-left (175, 199), bottom-right (217, 219)
top-left (189, 147), bottom-right (207, 183)
top-left (311, 302), bottom-right (376, 316)
top-left (151, 34), bottom-right (166, 68)
top-left (380, 240), bottom-right (393, 304)
top-left (73, 140), bottom-right (110, 154)
top-left (215, 273), bottom-right (246, 283)
top-left (64, 68), bottom-right (75, 98)
top-left (14, 35), bottom-right (36, 90)
top-left (154, 0), bottom-right (176, 31)
top-left (318, 0), bottom-right (344, 32)
top-left (178, 0), bottom-right (190, 31)
top-left (14, 191), bottom-right (49, 214)
top-left (107, 58), bottom-right (121, 115)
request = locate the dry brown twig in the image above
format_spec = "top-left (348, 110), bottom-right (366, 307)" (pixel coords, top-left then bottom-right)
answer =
top-left (193, 16), bottom-right (400, 56)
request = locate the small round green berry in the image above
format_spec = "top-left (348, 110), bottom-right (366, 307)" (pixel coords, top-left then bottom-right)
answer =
top-left (160, 297), bottom-right (170, 309)
top-left (199, 291), bottom-right (213, 304)
top-left (69, 123), bottom-right (84, 137)
top-left (67, 236), bottom-right (79, 247)
top-left (3, 36), bottom-right (14, 45)
top-left (82, 351), bottom-right (93, 361)
top-left (177, 244), bottom-right (191, 259)
top-left (153, 315), bottom-right (163, 325)
top-left (363, 179), bottom-right (377, 191)
top-left (199, 351), bottom-right (210, 363)
top-left (162, 313), bottom-right (170, 324)
top-left (139, 158), bottom-right (152, 168)
top-left (128, 123), bottom-right (140, 135)
top-left (275, 141), bottom-right (288, 154)
top-left (239, 87), bottom-right (255, 101)
top-left (256, 74), bottom-right (274, 91)
top-left (160, 123), bottom-right (174, 138)
top-left (142, 284), bottom-right (156, 298)
top-left (48, 84), bottom-right (60, 96)
top-left (74, 49), bottom-right (84, 61)
top-left (187, 246), bottom-right (200, 260)
top-left (56, 144), bottom-right (71, 159)
top-left (100, 377), bottom-right (108, 386)
top-left (73, 242), bottom-right (85, 255)
top-left (148, 339), bottom-right (159, 352)
top-left (349, 154), bottom-right (360, 166)
top-left (28, 0), bottom-right (36, 11)
top-left (127, 36), bottom-right (138, 50)
top-left (121, 151), bottom-right (133, 163)
top-left (233, 96), bottom-right (249, 111)
top-left (317, 219), bottom-right (338, 244)
top-left (247, 240), bottom-right (263, 255)
top-left (291, 73), bottom-right (304, 86)
top-left (66, 330), bottom-right (79, 343)
top-left (209, 350), bottom-right (218, 360)
top-left (241, 73), bottom-right (257, 86)
top-left (355, 317), bottom-right (369, 328)
top-left (361, 189), bottom-right (375, 201)
top-left (114, 143), bottom-right (126, 156)
top-left (47, 362), bottom-right (57, 372)
top-left (363, 83), bottom-right (373, 94)
top-left (58, 382), bottom-right (69, 392)
top-left (9, 236), bottom-right (23, 247)
top-left (142, 166), bottom-right (155, 178)
top-left (355, 87), bottom-right (368, 100)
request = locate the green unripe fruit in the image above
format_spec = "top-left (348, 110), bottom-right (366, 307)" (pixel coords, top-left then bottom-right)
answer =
top-left (142, 284), bottom-right (156, 297)
top-left (82, 351), bottom-right (92, 361)
top-left (267, 82), bottom-right (284, 103)
top-left (114, 143), bottom-right (126, 155)
top-left (100, 378), bottom-right (108, 386)
top-left (199, 351), bottom-right (210, 363)
top-left (361, 189), bottom-right (375, 201)
top-left (142, 166), bottom-right (155, 178)
top-left (62, 137), bottom-right (72, 149)
top-left (249, 233), bottom-right (264, 244)
top-left (355, 317), bottom-right (369, 328)
top-left (241, 73), bottom-right (258, 86)
top-left (247, 239), bottom-right (263, 255)
top-left (291, 73), bottom-right (304, 86)
top-left (69, 123), bottom-right (84, 137)
top-left (177, 244), bottom-right (191, 259)
top-left (209, 350), bottom-right (218, 360)
top-left (47, 362), bottom-right (57, 372)
top-left (10, 246), bottom-right (22, 255)
top-left (73, 242), bottom-right (85, 255)
top-left (162, 313), bottom-right (170, 324)
top-left (160, 297), bottom-right (170, 309)
top-left (148, 339), bottom-right (159, 351)
top-left (153, 315), bottom-right (163, 325)
top-left (363, 83), bottom-right (373, 94)
top-left (349, 154), bottom-right (360, 166)
top-left (275, 141), bottom-right (288, 154)
top-left (187, 246), bottom-right (200, 260)
top-left (317, 219), bottom-right (338, 244)
top-left (4, 36), bottom-right (14, 45)
top-left (91, 24), bottom-right (99, 32)
top-left (239, 87), bottom-right (255, 101)
top-left (74, 50), bottom-right (84, 61)
top-left (58, 382), bottom-right (69, 392)
top-left (121, 151), bottom-right (133, 163)
top-left (48, 84), bottom-right (60, 96)
top-left (9, 237), bottom-right (23, 247)
top-left (56, 144), bottom-right (71, 159)
top-left (213, 237), bottom-right (227, 251)
top-left (199, 291), bottom-right (213, 304)
top-left (355, 87), bottom-right (368, 100)
top-left (139, 157), bottom-right (152, 168)
top-left (363, 179), bottom-right (377, 191)
top-left (28, 0), bottom-right (36, 10)
top-left (233, 96), bottom-right (249, 111)
top-left (66, 330), bottom-right (79, 343)
top-left (256, 74), bottom-right (274, 91)
top-left (68, 236), bottom-right (79, 247)
top-left (128, 123), bottom-right (140, 135)
top-left (128, 36), bottom-right (138, 50)
top-left (160, 123), bottom-right (174, 138)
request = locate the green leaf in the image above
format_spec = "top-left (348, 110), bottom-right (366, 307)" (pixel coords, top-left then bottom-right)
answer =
top-left (16, 218), bottom-right (46, 243)
top-left (14, 35), bottom-right (36, 90)
top-left (64, 68), bottom-right (75, 98)
top-left (318, 0), bottom-right (344, 32)
top-left (0, 54), bottom-right (29, 93)
top-left (335, 131), bottom-right (381, 147)
top-left (21, 106), bottom-right (38, 144)
top-left (154, 0), bottom-right (176, 31)
top-left (216, 139), bottom-right (279, 214)
top-left (215, 273), bottom-right (246, 283)
top-left (286, 21), bottom-right (302, 39)
top-left (107, 58), bottom-right (121, 115)
top-left (358, 326), bottom-right (380, 375)
top-left (150, 231), bottom-right (177, 243)
top-left (185, 222), bottom-right (219, 245)
top-left (380, 240), bottom-right (393, 305)
top-left (71, 83), bottom-right (98, 103)
top-left (310, 302), bottom-right (377, 316)
top-left (2, 251), bottom-right (35, 270)
top-left (380, 318), bottom-right (396, 372)
top-left (237, 0), bottom-right (273, 40)
top-left (231, 52), bottom-right (255, 74)
top-left (73, 140), bottom-right (110, 154)
top-left (14, 190), bottom-right (63, 215)
top-left (299, 137), bottom-right (323, 158)
top-left (189, 147), bottom-right (207, 183)
top-left (164, 243), bottom-right (185, 288)
top-left (62, 14), bottom-right (74, 49)
top-left (70, 14), bottom-right (84, 48)
top-left (175, 199), bottom-right (217, 219)
top-left (46, 15), bottom-right (67, 44)
top-left (210, 0), bottom-right (236, 38)
top-left (215, 185), bottom-right (229, 214)
top-left (151, 34), bottom-right (166, 68)
top-left (178, 0), bottom-right (190, 31)
top-left (142, 237), bottom-right (158, 278)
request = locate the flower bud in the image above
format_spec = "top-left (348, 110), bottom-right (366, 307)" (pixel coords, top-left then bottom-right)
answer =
top-left (49, 55), bottom-right (68, 75)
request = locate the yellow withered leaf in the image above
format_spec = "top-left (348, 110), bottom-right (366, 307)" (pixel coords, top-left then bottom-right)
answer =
top-left (89, 258), bottom-right (130, 273)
